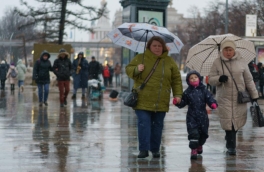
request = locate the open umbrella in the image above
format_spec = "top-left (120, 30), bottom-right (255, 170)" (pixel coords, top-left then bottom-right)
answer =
top-left (107, 22), bottom-right (184, 54)
top-left (186, 34), bottom-right (256, 76)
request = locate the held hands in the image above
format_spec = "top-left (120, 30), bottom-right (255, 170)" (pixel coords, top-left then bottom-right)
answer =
top-left (219, 75), bottom-right (228, 83)
top-left (172, 97), bottom-right (181, 105)
top-left (137, 64), bottom-right (144, 72)
top-left (211, 103), bottom-right (218, 109)
top-left (77, 66), bottom-right (81, 70)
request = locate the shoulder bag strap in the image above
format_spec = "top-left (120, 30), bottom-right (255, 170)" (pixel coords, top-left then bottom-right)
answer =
top-left (222, 60), bottom-right (239, 92)
top-left (139, 58), bottom-right (161, 90)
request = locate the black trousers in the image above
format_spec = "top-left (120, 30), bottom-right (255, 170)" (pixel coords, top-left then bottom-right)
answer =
top-left (0, 80), bottom-right (5, 90)
top-left (225, 125), bottom-right (237, 149)
top-left (260, 85), bottom-right (264, 97)
top-left (188, 128), bottom-right (208, 149)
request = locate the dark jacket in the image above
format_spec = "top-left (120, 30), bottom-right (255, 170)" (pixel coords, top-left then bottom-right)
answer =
top-left (259, 67), bottom-right (264, 86)
top-left (176, 71), bottom-right (217, 136)
top-left (88, 60), bottom-right (100, 79)
top-left (72, 56), bottom-right (89, 89)
top-left (33, 51), bottom-right (53, 84)
top-left (53, 52), bottom-right (72, 81)
top-left (0, 63), bottom-right (8, 80)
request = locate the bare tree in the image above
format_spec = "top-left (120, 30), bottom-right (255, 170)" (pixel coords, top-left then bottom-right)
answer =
top-left (0, 8), bottom-right (38, 63)
top-left (15, 0), bottom-right (107, 44)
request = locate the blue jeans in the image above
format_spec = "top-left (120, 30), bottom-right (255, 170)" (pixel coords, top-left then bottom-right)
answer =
top-left (135, 110), bottom-right (166, 152)
top-left (37, 84), bottom-right (49, 103)
top-left (18, 80), bottom-right (24, 88)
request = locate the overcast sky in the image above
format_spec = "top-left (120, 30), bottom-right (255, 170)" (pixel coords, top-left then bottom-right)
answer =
top-left (0, 0), bottom-right (227, 41)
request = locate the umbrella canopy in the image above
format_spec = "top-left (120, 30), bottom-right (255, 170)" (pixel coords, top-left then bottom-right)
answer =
top-left (186, 34), bottom-right (256, 76)
top-left (107, 22), bottom-right (184, 54)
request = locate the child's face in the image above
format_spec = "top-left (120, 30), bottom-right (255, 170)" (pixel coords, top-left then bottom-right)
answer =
top-left (189, 74), bottom-right (199, 83)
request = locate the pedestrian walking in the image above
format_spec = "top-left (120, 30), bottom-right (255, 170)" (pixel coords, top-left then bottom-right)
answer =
top-left (102, 65), bottom-right (110, 87)
top-left (126, 36), bottom-right (183, 158)
top-left (108, 64), bottom-right (114, 86)
top-left (53, 49), bottom-right (72, 107)
top-left (258, 62), bottom-right (264, 98)
top-left (173, 70), bottom-right (217, 159)
top-left (88, 56), bottom-right (100, 79)
top-left (6, 62), bottom-right (18, 91)
top-left (114, 62), bottom-right (121, 86)
top-left (71, 52), bottom-right (89, 100)
top-left (16, 59), bottom-right (27, 92)
top-left (32, 51), bottom-right (53, 106)
top-left (0, 60), bottom-right (8, 90)
top-left (209, 39), bottom-right (259, 155)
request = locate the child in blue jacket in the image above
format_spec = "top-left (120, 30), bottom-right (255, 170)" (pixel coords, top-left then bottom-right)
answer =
top-left (173, 70), bottom-right (217, 159)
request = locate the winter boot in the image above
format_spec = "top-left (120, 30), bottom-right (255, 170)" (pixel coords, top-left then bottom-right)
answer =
top-left (44, 102), bottom-right (48, 106)
top-left (39, 102), bottom-right (43, 107)
top-left (137, 151), bottom-right (149, 158)
top-left (191, 149), bottom-right (198, 160)
top-left (152, 151), bottom-right (160, 158)
top-left (197, 146), bottom-right (203, 154)
top-left (227, 148), bottom-right (236, 155)
top-left (71, 94), bottom-right (76, 99)
top-left (60, 104), bottom-right (64, 108)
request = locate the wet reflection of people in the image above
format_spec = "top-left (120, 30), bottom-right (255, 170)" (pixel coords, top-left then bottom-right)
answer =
top-left (33, 107), bottom-right (49, 157)
top-left (189, 159), bottom-right (206, 172)
top-left (54, 108), bottom-right (70, 171)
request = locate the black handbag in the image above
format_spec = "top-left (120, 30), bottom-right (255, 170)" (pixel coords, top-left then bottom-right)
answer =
top-left (250, 102), bottom-right (264, 127)
top-left (124, 58), bottom-right (161, 107)
top-left (222, 61), bottom-right (251, 104)
top-left (124, 89), bottom-right (138, 107)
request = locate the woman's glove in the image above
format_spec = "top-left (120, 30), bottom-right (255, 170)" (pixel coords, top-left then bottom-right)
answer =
top-left (252, 99), bottom-right (258, 104)
top-left (219, 75), bottom-right (228, 83)
top-left (211, 103), bottom-right (218, 109)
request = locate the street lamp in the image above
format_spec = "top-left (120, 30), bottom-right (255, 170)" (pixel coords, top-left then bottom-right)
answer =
top-left (225, 0), bottom-right (229, 34)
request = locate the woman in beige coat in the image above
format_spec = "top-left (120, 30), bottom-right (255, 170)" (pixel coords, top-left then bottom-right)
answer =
top-left (6, 63), bottom-right (18, 91)
top-left (209, 39), bottom-right (258, 155)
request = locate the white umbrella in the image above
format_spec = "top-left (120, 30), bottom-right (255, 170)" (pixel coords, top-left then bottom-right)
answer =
top-left (107, 22), bottom-right (184, 54)
top-left (186, 34), bottom-right (256, 76)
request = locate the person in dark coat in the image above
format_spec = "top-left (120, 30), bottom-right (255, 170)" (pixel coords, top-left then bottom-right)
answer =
top-left (0, 60), bottom-right (8, 90)
top-left (88, 56), bottom-right (100, 79)
top-left (53, 49), bottom-right (72, 107)
top-left (173, 70), bottom-right (217, 159)
top-left (71, 52), bottom-right (89, 100)
top-left (33, 51), bottom-right (53, 106)
top-left (258, 62), bottom-right (264, 98)
top-left (108, 64), bottom-right (114, 86)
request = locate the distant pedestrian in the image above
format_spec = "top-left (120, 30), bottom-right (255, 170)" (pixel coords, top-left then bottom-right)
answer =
top-left (0, 60), bottom-right (8, 90)
top-left (88, 56), bottom-right (100, 79)
top-left (174, 70), bottom-right (217, 159)
top-left (108, 64), bottom-right (114, 86)
top-left (32, 51), bottom-right (53, 106)
top-left (71, 52), bottom-right (89, 100)
top-left (258, 62), bottom-right (264, 98)
top-left (16, 59), bottom-right (27, 92)
top-left (53, 49), bottom-right (72, 107)
top-left (102, 65), bottom-right (110, 87)
top-left (114, 63), bottom-right (121, 86)
top-left (6, 62), bottom-right (18, 91)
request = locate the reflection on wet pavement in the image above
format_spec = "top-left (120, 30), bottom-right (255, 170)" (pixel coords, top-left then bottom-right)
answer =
top-left (0, 88), bottom-right (263, 171)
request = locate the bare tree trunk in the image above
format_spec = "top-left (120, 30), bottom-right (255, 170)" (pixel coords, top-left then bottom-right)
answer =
top-left (58, 0), bottom-right (67, 44)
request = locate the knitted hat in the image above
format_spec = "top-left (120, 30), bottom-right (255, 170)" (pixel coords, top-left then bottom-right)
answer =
top-left (220, 39), bottom-right (236, 51)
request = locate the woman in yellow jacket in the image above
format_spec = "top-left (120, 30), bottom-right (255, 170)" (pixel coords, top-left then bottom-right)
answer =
top-left (126, 36), bottom-right (183, 158)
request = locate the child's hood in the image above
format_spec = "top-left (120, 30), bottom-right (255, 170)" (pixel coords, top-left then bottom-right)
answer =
top-left (186, 70), bottom-right (203, 86)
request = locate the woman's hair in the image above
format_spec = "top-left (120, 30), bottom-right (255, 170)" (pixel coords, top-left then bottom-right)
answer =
top-left (146, 36), bottom-right (168, 53)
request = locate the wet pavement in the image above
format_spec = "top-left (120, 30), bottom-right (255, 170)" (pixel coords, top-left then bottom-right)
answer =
top-left (0, 83), bottom-right (264, 172)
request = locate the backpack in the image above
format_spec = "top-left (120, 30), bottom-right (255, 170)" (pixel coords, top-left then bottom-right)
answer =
top-left (10, 68), bottom-right (17, 78)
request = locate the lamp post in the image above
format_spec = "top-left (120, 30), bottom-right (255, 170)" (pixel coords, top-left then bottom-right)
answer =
top-left (225, 0), bottom-right (229, 34)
